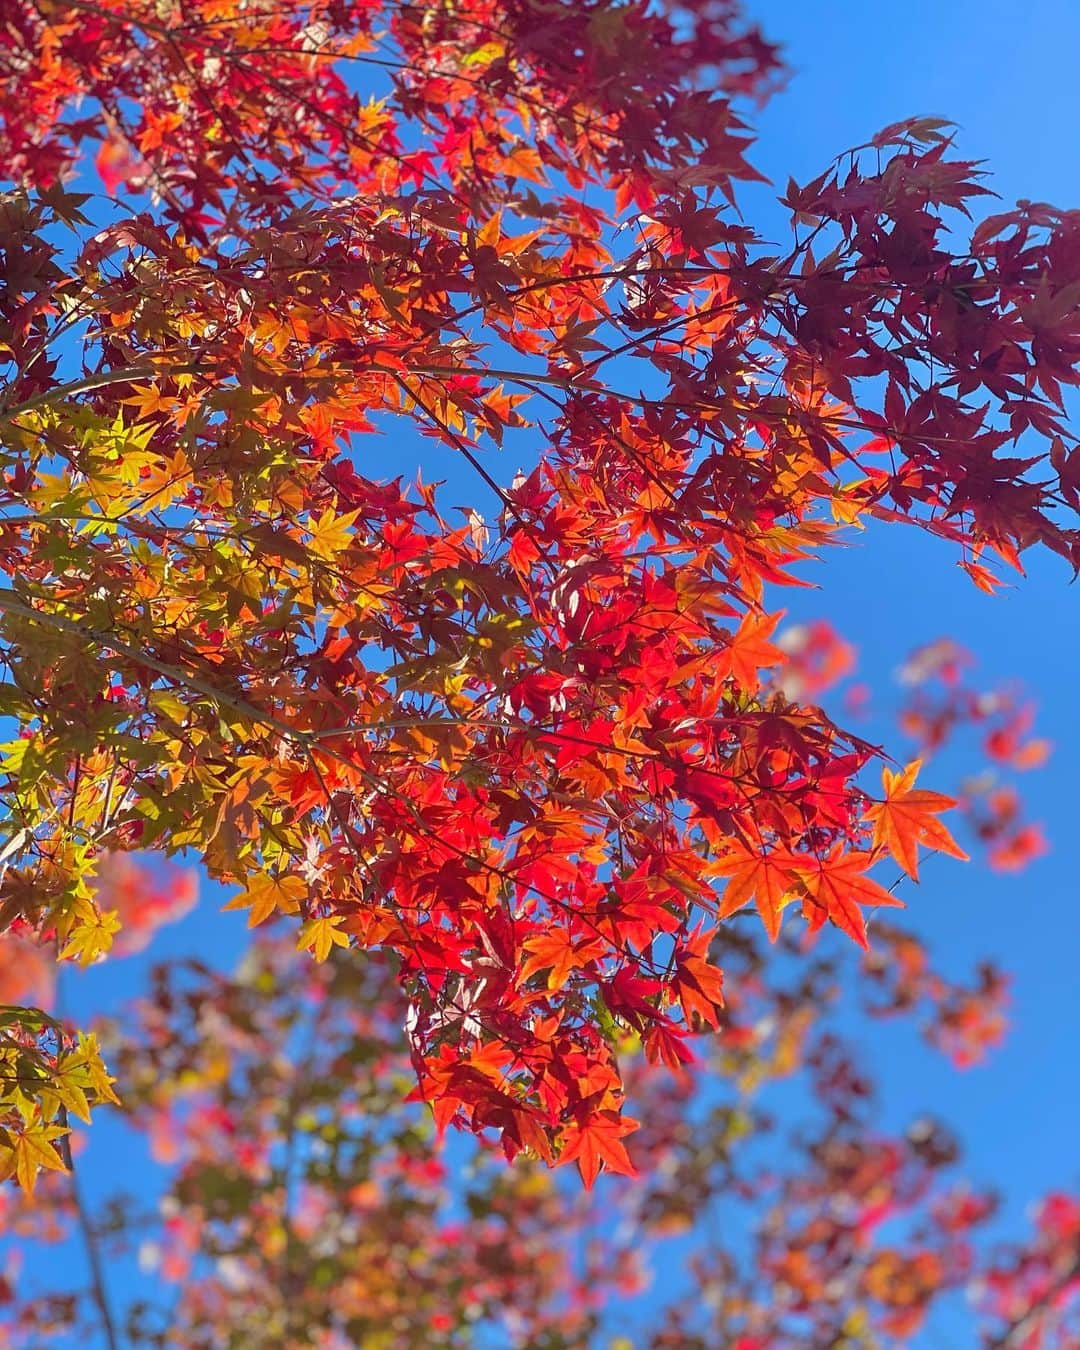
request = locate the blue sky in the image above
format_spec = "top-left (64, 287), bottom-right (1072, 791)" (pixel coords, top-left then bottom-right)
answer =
top-left (749, 0), bottom-right (1080, 1208)
top-left (15, 0), bottom-right (1080, 1342)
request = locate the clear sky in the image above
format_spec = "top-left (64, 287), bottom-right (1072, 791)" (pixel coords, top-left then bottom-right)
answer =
top-left (21, 1), bottom-right (1080, 1343)
top-left (748, 0), bottom-right (1080, 1215)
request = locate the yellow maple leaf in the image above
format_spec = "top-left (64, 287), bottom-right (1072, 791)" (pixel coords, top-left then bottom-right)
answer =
top-left (830, 481), bottom-right (868, 527)
top-left (307, 507), bottom-right (359, 562)
top-left (297, 915), bottom-right (350, 962)
top-left (222, 873), bottom-right (306, 927)
top-left (10, 1127), bottom-right (69, 1195)
top-left (77, 1033), bottom-right (121, 1107)
top-left (59, 909), bottom-right (121, 965)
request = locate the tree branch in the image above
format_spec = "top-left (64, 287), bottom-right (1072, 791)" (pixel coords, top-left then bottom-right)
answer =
top-left (985, 1251), bottom-right (1080, 1349)
top-left (58, 1105), bottom-right (121, 1350)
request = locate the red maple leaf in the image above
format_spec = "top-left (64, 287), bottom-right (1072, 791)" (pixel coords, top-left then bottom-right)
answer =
top-left (559, 1110), bottom-right (639, 1189)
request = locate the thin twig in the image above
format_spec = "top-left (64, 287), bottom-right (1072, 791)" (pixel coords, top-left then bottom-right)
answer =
top-left (985, 1251), bottom-right (1080, 1349)
top-left (56, 1104), bottom-right (120, 1349)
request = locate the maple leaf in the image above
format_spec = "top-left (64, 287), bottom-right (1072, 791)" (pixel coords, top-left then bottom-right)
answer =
top-left (558, 1110), bottom-right (639, 1189)
top-left (94, 134), bottom-right (140, 197)
top-left (56, 1033), bottom-right (120, 1118)
top-left (519, 931), bottom-right (604, 991)
top-left (671, 926), bottom-right (725, 1028)
top-left (222, 873), bottom-right (306, 927)
top-left (297, 916), bottom-right (351, 963)
top-left (712, 845), bottom-right (798, 941)
top-left (59, 909), bottom-right (122, 965)
top-left (988, 824), bottom-right (1049, 873)
top-left (867, 760), bottom-right (968, 880)
top-left (0, 0), bottom-right (1074, 1215)
top-left (795, 848), bottom-right (904, 950)
top-left (307, 508), bottom-right (360, 562)
top-left (715, 610), bottom-right (786, 690)
top-left (0, 1127), bottom-right (70, 1196)
top-left (643, 1022), bottom-right (696, 1070)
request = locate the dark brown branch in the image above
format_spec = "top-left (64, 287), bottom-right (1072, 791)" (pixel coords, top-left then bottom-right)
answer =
top-left (58, 1105), bottom-right (121, 1350)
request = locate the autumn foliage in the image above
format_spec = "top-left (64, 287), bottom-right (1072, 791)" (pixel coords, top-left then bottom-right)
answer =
top-left (0, 0), bottom-right (1077, 1343)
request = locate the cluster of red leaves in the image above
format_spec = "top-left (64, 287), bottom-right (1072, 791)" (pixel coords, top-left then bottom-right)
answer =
top-left (974, 1194), bottom-right (1080, 1348)
top-left (3, 929), bottom-right (1073, 1347)
top-left (0, 927), bottom-right (54, 1010)
top-left (898, 638), bottom-right (1051, 872)
top-left (6, 941), bottom-right (643, 1347)
top-left (0, 856), bottom-right (196, 1008)
top-left (772, 622), bottom-right (1051, 880)
top-left (95, 853), bottom-right (198, 957)
top-left (863, 923), bottom-right (1011, 1069)
top-left (775, 618), bottom-right (856, 702)
top-left (620, 919), bottom-right (1013, 1350)
top-left (0, 0), bottom-right (1076, 1183)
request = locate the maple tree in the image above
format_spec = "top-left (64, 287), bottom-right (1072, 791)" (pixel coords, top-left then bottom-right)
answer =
top-left (1, 916), bottom-right (1076, 1346)
top-left (0, 0), bottom-right (1077, 1337)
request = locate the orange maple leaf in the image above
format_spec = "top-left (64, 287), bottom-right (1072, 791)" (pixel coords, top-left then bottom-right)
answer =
top-left (715, 610), bottom-right (785, 690)
top-left (559, 1110), bottom-right (638, 1189)
top-left (672, 925), bottom-right (725, 1028)
top-left (795, 848), bottom-right (904, 950)
top-left (712, 844), bottom-right (798, 941)
top-left (867, 759), bottom-right (968, 880)
top-left (519, 930), bottom-right (605, 991)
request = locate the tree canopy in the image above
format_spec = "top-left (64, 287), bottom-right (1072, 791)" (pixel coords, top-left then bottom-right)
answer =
top-left (0, 0), bottom-right (1077, 1343)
